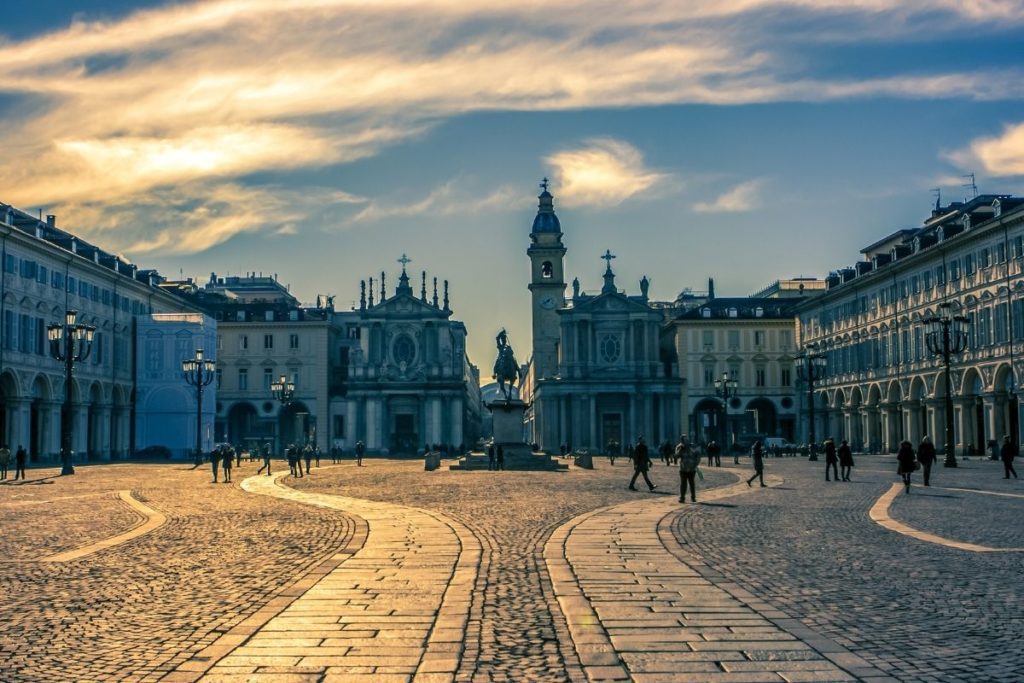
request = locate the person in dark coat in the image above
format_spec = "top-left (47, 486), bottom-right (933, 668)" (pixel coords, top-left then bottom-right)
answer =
top-left (747, 440), bottom-right (766, 487)
top-left (1001, 436), bottom-right (1018, 479)
top-left (496, 444), bottom-right (505, 471)
top-left (355, 440), bottom-right (365, 466)
top-left (824, 438), bottom-right (839, 482)
top-left (487, 443), bottom-right (495, 471)
top-left (0, 443), bottom-right (10, 480)
top-left (677, 437), bottom-right (700, 502)
top-left (838, 439), bottom-right (854, 482)
top-left (14, 445), bottom-right (27, 481)
top-left (897, 440), bottom-right (916, 493)
top-left (210, 446), bottom-right (221, 483)
top-left (917, 436), bottom-right (937, 486)
top-left (221, 446), bottom-right (233, 483)
top-left (628, 437), bottom-right (656, 491)
top-left (706, 440), bottom-right (721, 467)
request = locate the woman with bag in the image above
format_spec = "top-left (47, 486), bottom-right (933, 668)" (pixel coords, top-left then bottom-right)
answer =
top-left (896, 440), bottom-right (916, 493)
top-left (747, 440), bottom-right (766, 488)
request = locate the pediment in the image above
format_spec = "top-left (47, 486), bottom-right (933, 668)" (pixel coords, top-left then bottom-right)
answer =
top-left (364, 293), bottom-right (450, 320)
top-left (572, 292), bottom-right (650, 315)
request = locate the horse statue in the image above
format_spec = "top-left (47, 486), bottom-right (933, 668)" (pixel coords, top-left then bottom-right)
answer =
top-left (492, 328), bottom-right (521, 401)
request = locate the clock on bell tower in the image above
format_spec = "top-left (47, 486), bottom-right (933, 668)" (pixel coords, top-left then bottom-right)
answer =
top-left (527, 178), bottom-right (567, 380)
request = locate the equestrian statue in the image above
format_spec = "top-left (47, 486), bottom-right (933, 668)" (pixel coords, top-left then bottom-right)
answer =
top-left (492, 328), bottom-right (522, 401)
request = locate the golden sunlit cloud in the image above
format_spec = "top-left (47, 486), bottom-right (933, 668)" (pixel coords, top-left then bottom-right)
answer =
top-left (0, 0), bottom-right (1021, 253)
top-left (693, 179), bottom-right (765, 213)
top-left (545, 139), bottom-right (670, 207)
top-left (350, 182), bottom-right (521, 224)
top-left (948, 122), bottom-right (1024, 177)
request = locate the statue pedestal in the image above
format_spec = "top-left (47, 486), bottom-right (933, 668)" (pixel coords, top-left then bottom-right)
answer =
top-left (449, 399), bottom-right (566, 471)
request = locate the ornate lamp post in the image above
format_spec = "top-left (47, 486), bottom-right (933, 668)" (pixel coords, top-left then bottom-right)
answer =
top-left (271, 374), bottom-right (296, 449)
top-left (48, 310), bottom-right (95, 476)
top-left (714, 371), bottom-right (739, 457)
top-left (796, 345), bottom-right (827, 461)
top-left (925, 302), bottom-right (970, 468)
top-left (182, 349), bottom-right (216, 466)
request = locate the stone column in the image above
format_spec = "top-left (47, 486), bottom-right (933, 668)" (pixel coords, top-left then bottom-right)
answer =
top-left (954, 401), bottom-right (968, 454)
top-left (984, 394), bottom-right (999, 448)
top-left (8, 399), bottom-right (31, 455)
top-left (588, 395), bottom-right (597, 449)
top-left (629, 393), bottom-right (637, 444)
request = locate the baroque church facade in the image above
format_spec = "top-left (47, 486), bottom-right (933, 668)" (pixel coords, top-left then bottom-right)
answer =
top-left (521, 186), bottom-right (684, 452)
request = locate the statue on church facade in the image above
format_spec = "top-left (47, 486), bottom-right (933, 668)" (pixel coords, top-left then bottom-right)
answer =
top-left (493, 328), bottom-right (521, 401)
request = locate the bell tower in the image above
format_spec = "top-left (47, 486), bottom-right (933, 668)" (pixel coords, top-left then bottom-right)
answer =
top-left (527, 178), bottom-right (567, 380)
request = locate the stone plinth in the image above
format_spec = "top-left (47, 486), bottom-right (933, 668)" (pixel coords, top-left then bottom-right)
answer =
top-left (449, 399), bottom-right (566, 470)
top-left (489, 398), bottom-right (528, 444)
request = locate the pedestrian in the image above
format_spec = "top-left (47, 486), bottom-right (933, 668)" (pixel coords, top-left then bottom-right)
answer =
top-left (0, 443), bottom-right (10, 480)
top-left (747, 440), bottom-right (766, 487)
top-left (1001, 435), bottom-right (1018, 479)
top-left (824, 437), bottom-right (839, 482)
top-left (303, 445), bottom-right (313, 474)
top-left (257, 442), bottom-right (272, 476)
top-left (838, 439), bottom-right (854, 482)
top-left (677, 436), bottom-right (700, 502)
top-left (14, 444), bottom-right (27, 481)
top-left (314, 446), bottom-right (321, 468)
top-left (628, 436), bottom-right (656, 491)
top-left (355, 440), bottom-right (365, 467)
top-left (222, 446), bottom-right (233, 483)
top-left (235, 445), bottom-right (243, 468)
top-left (705, 440), bottom-right (715, 467)
top-left (917, 435), bottom-right (937, 486)
top-left (897, 439), bottom-right (916, 493)
top-left (210, 446), bottom-right (221, 483)
top-left (487, 443), bottom-right (495, 471)
top-left (660, 441), bottom-right (671, 465)
top-left (496, 444), bottom-right (505, 471)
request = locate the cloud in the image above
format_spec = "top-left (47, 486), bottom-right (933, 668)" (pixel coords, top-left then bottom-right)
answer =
top-left (350, 182), bottom-right (521, 223)
top-left (0, 0), bottom-right (1022, 252)
top-left (694, 179), bottom-right (765, 213)
top-left (545, 138), bottom-right (670, 207)
top-left (947, 122), bottom-right (1024, 177)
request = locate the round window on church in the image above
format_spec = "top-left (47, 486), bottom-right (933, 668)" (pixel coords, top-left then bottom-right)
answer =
top-left (393, 334), bottom-right (416, 365)
top-left (599, 334), bottom-right (621, 364)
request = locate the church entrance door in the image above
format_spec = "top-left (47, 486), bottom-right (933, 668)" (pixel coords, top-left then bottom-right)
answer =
top-left (392, 413), bottom-right (418, 454)
top-left (601, 413), bottom-right (622, 455)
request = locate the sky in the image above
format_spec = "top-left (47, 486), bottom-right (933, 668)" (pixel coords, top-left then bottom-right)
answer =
top-left (2, 1), bottom-right (1024, 372)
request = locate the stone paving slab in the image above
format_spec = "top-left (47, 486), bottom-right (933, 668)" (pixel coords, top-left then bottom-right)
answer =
top-left (546, 469), bottom-right (890, 682)
top-left (187, 470), bottom-right (481, 682)
top-left (41, 489), bottom-right (167, 562)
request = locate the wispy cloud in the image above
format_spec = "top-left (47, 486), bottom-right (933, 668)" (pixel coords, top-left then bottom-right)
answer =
top-left (0, 0), bottom-right (1021, 252)
top-left (947, 122), bottom-right (1024, 177)
top-left (350, 182), bottom-right (521, 224)
top-left (545, 138), bottom-right (670, 207)
top-left (694, 179), bottom-right (765, 213)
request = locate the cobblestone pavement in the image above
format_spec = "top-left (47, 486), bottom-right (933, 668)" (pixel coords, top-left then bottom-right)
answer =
top-left (0, 463), bottom-right (359, 682)
top-left (673, 455), bottom-right (1024, 682)
top-left (291, 457), bottom-right (734, 682)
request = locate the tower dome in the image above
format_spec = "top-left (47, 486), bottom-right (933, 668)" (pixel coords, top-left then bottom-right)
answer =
top-left (531, 178), bottom-right (561, 235)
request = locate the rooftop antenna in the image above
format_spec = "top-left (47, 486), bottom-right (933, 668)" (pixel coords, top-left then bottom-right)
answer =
top-left (962, 173), bottom-right (978, 199)
top-left (930, 187), bottom-right (941, 211)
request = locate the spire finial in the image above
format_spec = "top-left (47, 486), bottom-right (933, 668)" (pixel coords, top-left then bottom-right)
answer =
top-left (540, 177), bottom-right (550, 193)
top-left (601, 249), bottom-right (616, 273)
top-left (432, 277), bottom-right (439, 308)
top-left (443, 280), bottom-right (450, 312)
top-left (421, 271), bottom-right (427, 302)
top-left (368, 277), bottom-right (375, 306)
top-left (601, 250), bottom-right (617, 295)
top-left (398, 253), bottom-right (412, 272)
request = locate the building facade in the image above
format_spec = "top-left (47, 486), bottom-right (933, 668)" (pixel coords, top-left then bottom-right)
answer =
top-left (795, 194), bottom-right (1024, 455)
top-left (0, 204), bottom-right (205, 462)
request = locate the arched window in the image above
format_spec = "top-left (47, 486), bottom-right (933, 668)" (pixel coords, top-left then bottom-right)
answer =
top-left (541, 261), bottom-right (553, 278)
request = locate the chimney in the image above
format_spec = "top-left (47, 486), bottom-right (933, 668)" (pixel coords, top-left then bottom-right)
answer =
top-left (708, 277), bottom-right (715, 300)
top-left (46, 214), bottom-right (56, 227)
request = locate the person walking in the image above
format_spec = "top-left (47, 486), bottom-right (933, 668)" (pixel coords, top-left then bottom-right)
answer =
top-left (496, 444), bottom-right (505, 471)
top-left (677, 436), bottom-right (700, 502)
top-left (303, 445), bottom-right (313, 475)
top-left (824, 437), bottom-right (839, 482)
top-left (747, 440), bottom-right (766, 487)
top-left (13, 445), bottom-right (27, 481)
top-left (314, 446), bottom-right (321, 468)
top-left (897, 439), bottom-right (916, 493)
top-left (287, 445), bottom-right (299, 477)
top-left (1001, 436), bottom-right (1018, 479)
top-left (706, 440), bottom-right (721, 467)
top-left (628, 436), bottom-right (656, 491)
top-left (210, 446), bottom-right (221, 483)
top-left (487, 443), bottom-right (495, 471)
top-left (0, 443), bottom-right (10, 480)
top-left (355, 440), bottom-right (365, 467)
top-left (221, 446), bottom-right (233, 483)
top-left (917, 436), bottom-right (937, 486)
top-left (257, 442), bottom-right (272, 476)
top-left (838, 439), bottom-right (854, 482)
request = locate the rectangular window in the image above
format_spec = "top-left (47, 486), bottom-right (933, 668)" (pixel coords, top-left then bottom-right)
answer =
top-left (964, 253), bottom-right (975, 276)
top-left (1015, 236), bottom-right (1024, 259)
top-left (753, 330), bottom-right (765, 346)
top-left (980, 248), bottom-right (991, 269)
top-left (727, 330), bottom-right (740, 349)
top-left (702, 330), bottom-right (714, 348)
top-left (3, 310), bottom-right (15, 350)
top-left (913, 327), bottom-right (923, 361)
top-left (948, 260), bottom-right (960, 280)
top-left (36, 318), bottom-right (45, 355)
top-left (979, 308), bottom-right (992, 346)
top-left (19, 313), bottom-right (31, 353)
top-left (780, 368), bottom-right (791, 387)
top-left (780, 330), bottom-right (791, 349)
top-left (703, 365), bottom-right (714, 386)
top-left (19, 258), bottom-right (37, 279)
top-left (264, 368), bottom-right (273, 390)
top-left (79, 280), bottom-right (89, 297)
top-left (923, 270), bottom-right (932, 291)
top-left (334, 415), bottom-right (346, 439)
top-left (216, 335), bottom-right (223, 351)
top-left (264, 334), bottom-right (273, 349)
top-left (238, 368), bottom-right (248, 390)
top-left (911, 276), bottom-right (920, 294)
top-left (67, 275), bottom-right (76, 293)
top-left (755, 368), bottom-right (766, 387)
top-left (289, 333), bottom-right (299, 350)
top-left (3, 253), bottom-right (16, 273)
top-left (37, 265), bottom-right (48, 284)
top-left (239, 335), bottom-right (248, 350)
top-left (1013, 300), bottom-right (1024, 340)
top-left (936, 265), bottom-right (946, 285)
top-left (997, 242), bottom-right (1007, 263)
top-left (995, 303), bottom-right (1009, 344)
top-left (145, 339), bottom-right (162, 372)
top-left (216, 368), bottom-right (222, 389)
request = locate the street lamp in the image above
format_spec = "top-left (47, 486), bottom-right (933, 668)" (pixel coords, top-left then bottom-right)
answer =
top-left (48, 310), bottom-right (95, 475)
top-left (796, 345), bottom-right (827, 461)
top-left (182, 349), bottom-right (216, 466)
top-left (271, 374), bottom-right (295, 405)
top-left (714, 371), bottom-right (739, 457)
top-left (925, 302), bottom-right (970, 468)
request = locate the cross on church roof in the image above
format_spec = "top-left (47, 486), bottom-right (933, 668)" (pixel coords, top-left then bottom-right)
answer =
top-left (539, 177), bottom-right (550, 192)
top-left (397, 253), bottom-right (412, 271)
top-left (601, 249), bottom-right (616, 270)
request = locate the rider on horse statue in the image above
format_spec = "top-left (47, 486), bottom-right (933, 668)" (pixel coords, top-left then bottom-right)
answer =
top-left (493, 328), bottom-right (521, 401)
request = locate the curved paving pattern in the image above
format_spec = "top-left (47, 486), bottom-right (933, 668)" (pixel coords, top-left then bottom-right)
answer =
top-left (41, 490), bottom-right (166, 562)
top-left (870, 483), bottom-right (1024, 553)
top-left (191, 470), bottom-right (481, 682)
top-left (546, 470), bottom-right (889, 682)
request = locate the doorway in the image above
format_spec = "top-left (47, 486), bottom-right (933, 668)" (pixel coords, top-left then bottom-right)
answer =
top-left (602, 413), bottom-right (622, 454)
